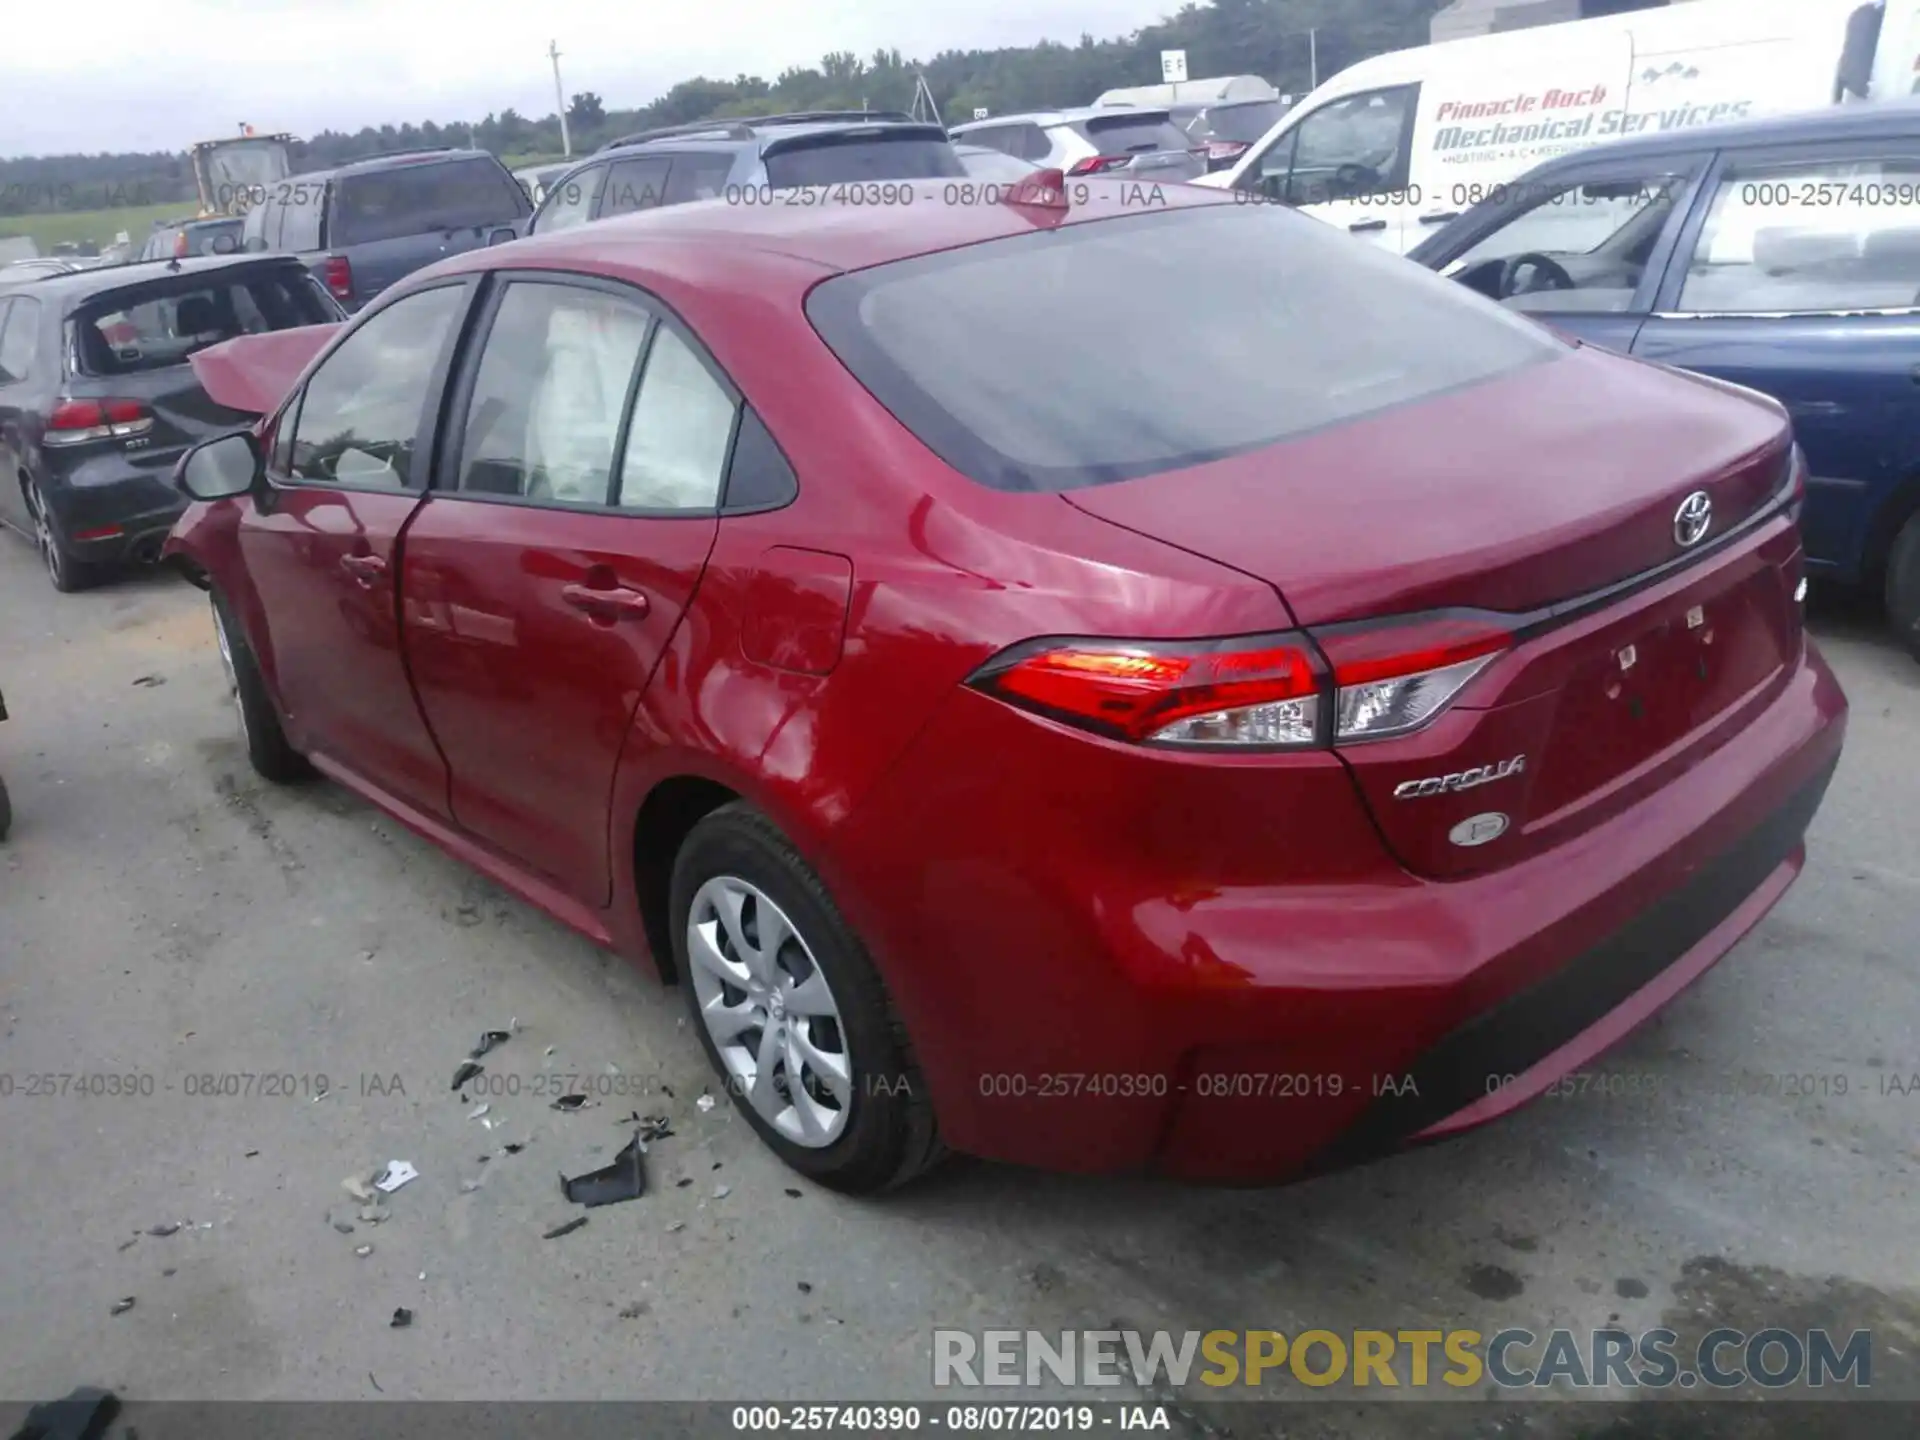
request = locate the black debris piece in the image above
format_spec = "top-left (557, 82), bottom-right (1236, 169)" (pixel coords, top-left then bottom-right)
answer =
top-left (162, 1269), bottom-right (175, 1277)
top-left (389, 1307), bottom-right (413, 1329)
top-left (368, 1373), bottom-right (384, 1394)
top-left (711, 1161), bottom-right (723, 1171)
top-left (561, 1133), bottom-right (646, 1208)
top-left (451, 1061), bottom-right (483, 1091)
top-left (675, 1178), bottom-right (692, 1189)
top-left (469, 1030), bottom-right (511, 1060)
top-left (115, 1239), bottom-right (137, 1253)
top-left (661, 1083), bottom-right (675, 1099)
top-left (503, 1142), bottom-right (527, 1155)
top-left (636, 1113), bottom-right (674, 1143)
top-left (109, 1297), bottom-right (136, 1316)
top-left (7, 1385), bottom-right (119, 1440)
top-left (797, 1281), bottom-right (813, 1294)
top-left (543, 1216), bottom-right (589, 1240)
top-left (146, 1222), bottom-right (179, 1237)
top-left (130, 676), bottom-right (165, 688)
top-left (550, 1093), bottom-right (588, 1112)
top-left (244, 1149), bottom-right (259, 1158)
top-left (784, 1188), bottom-right (803, 1198)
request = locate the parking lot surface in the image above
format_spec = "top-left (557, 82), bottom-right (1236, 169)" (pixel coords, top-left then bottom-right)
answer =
top-left (0, 540), bottom-right (1915, 1436)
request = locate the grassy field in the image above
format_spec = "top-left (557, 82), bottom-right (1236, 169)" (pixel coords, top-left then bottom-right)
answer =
top-left (0, 200), bottom-right (187, 253)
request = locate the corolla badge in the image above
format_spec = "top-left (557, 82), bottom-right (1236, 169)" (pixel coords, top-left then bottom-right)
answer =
top-left (1393, 754), bottom-right (1526, 801)
top-left (1449, 812), bottom-right (1510, 848)
top-left (1674, 491), bottom-right (1713, 548)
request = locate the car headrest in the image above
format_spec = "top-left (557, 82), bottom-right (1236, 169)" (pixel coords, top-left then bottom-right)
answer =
top-left (174, 295), bottom-right (219, 335)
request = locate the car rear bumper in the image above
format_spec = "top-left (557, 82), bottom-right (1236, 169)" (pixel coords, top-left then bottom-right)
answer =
top-left (838, 632), bottom-right (1847, 1182)
top-left (43, 450), bottom-right (190, 563)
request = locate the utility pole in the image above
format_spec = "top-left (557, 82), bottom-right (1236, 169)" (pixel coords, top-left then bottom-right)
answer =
top-left (550, 39), bottom-right (572, 157)
top-left (1308, 28), bottom-right (1319, 90)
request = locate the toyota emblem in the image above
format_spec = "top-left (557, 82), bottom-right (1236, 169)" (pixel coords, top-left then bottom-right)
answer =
top-left (1674, 491), bottom-right (1713, 548)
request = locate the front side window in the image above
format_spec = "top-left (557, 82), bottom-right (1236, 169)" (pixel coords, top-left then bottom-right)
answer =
top-left (287, 285), bottom-right (464, 489)
top-left (1250, 86), bottom-right (1417, 204)
top-left (456, 282), bottom-right (653, 504)
top-left (1444, 170), bottom-right (1694, 313)
top-left (808, 202), bottom-right (1561, 492)
top-left (533, 164), bottom-right (606, 233)
top-left (602, 157), bottom-right (672, 218)
top-left (1677, 154), bottom-right (1920, 314)
top-left (617, 325), bottom-right (739, 510)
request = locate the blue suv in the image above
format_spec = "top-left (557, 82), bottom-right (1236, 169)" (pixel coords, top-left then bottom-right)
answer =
top-left (1412, 100), bottom-right (1920, 657)
top-left (525, 112), bottom-right (965, 235)
top-left (242, 148), bottom-right (531, 311)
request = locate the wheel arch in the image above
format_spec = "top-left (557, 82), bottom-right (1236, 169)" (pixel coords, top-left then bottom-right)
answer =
top-left (1865, 467), bottom-right (1920, 597)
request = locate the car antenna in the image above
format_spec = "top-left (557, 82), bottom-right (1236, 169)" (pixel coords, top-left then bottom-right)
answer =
top-left (167, 257), bottom-right (182, 272)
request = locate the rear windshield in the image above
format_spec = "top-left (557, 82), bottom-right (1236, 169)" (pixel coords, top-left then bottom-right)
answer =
top-left (807, 204), bottom-right (1563, 491)
top-left (74, 264), bottom-right (338, 377)
top-left (1204, 101), bottom-right (1285, 143)
top-left (332, 158), bottom-right (529, 245)
top-left (763, 134), bottom-right (966, 188)
top-left (1076, 113), bottom-right (1193, 155)
top-left (185, 220), bottom-right (243, 255)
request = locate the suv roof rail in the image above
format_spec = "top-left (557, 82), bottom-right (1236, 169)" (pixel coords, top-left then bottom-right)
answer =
top-left (598, 120), bottom-right (756, 151)
top-left (347, 145), bottom-right (464, 163)
top-left (750, 110), bottom-right (919, 127)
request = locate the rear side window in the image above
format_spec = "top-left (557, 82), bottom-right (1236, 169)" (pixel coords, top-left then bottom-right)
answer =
top-left (664, 154), bottom-right (735, 204)
top-left (603, 157), bottom-right (672, 217)
top-left (808, 204), bottom-right (1562, 492)
top-left (763, 133), bottom-right (965, 188)
top-left (1077, 113), bottom-right (1191, 155)
top-left (73, 266), bottom-right (341, 377)
top-left (333, 158), bottom-right (528, 245)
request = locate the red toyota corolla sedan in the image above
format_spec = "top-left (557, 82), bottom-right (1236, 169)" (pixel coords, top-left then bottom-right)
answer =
top-left (165, 174), bottom-right (1847, 1192)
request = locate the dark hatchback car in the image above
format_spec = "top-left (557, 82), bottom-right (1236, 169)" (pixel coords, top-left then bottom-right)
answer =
top-left (164, 183), bottom-right (1841, 1191)
top-left (242, 148), bottom-right (531, 312)
top-left (0, 254), bottom-right (342, 590)
top-left (1411, 100), bottom-right (1920, 655)
top-left (526, 113), bottom-right (965, 235)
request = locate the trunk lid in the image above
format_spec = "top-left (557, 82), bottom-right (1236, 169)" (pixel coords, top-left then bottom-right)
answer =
top-left (1065, 345), bottom-right (1804, 879)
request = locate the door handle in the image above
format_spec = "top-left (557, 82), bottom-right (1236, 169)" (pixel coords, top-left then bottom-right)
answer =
top-left (1418, 211), bottom-right (1462, 225)
top-left (340, 553), bottom-right (387, 585)
top-left (1348, 219), bottom-right (1388, 233)
top-left (561, 583), bottom-right (650, 618)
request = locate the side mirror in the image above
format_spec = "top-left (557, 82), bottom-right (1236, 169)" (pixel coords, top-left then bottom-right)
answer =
top-left (177, 430), bottom-right (263, 502)
top-left (487, 226), bottom-right (518, 247)
top-left (211, 233), bottom-right (239, 254)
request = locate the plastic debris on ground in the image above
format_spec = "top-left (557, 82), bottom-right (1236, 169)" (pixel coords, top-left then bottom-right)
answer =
top-left (146, 1222), bottom-right (180, 1237)
top-left (359, 1205), bottom-right (388, 1225)
top-left (550, 1093), bottom-right (592, 1112)
top-left (389, 1307), bottom-right (413, 1329)
top-left (355, 1245), bottom-right (373, 1258)
top-left (469, 1030), bottom-right (511, 1060)
top-left (542, 1216), bottom-right (589, 1239)
top-left (467, 1103), bottom-right (490, 1121)
top-left (110, 1297), bottom-right (135, 1316)
top-left (373, 1160), bottom-right (418, 1193)
top-left (343, 1175), bottom-right (377, 1203)
top-left (784, 1188), bottom-right (803, 1198)
top-left (331, 1219), bottom-right (354, 1235)
top-left (713, 1183), bottom-right (731, 1199)
top-left (560, 1132), bottom-right (646, 1208)
top-left (451, 1061), bottom-right (483, 1091)
top-left (696, 1094), bottom-right (716, 1113)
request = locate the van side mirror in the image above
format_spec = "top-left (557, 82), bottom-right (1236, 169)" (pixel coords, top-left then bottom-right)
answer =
top-left (177, 430), bottom-right (263, 502)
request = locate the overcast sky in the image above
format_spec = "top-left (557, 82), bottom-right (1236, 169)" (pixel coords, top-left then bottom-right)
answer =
top-left (5, 0), bottom-right (1186, 157)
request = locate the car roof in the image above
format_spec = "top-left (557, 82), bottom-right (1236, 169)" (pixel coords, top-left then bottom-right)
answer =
top-left (954, 106), bottom-right (1170, 130)
top-left (4, 252), bottom-right (304, 302)
top-left (440, 174), bottom-right (1229, 300)
top-left (294, 148), bottom-right (501, 186)
top-left (592, 115), bottom-right (938, 159)
top-left (1518, 97), bottom-right (1920, 175)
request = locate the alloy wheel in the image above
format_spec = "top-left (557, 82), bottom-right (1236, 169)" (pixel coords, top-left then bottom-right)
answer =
top-left (27, 483), bottom-right (63, 588)
top-left (686, 875), bottom-right (853, 1147)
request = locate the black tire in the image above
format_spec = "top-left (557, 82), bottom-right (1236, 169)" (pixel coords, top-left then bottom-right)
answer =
top-left (210, 590), bottom-right (312, 784)
top-left (670, 802), bottom-right (945, 1193)
top-left (25, 478), bottom-right (107, 594)
top-left (1886, 511), bottom-right (1920, 663)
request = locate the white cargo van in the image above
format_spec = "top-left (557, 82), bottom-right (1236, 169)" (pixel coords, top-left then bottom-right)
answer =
top-left (1197, 0), bottom-right (1920, 253)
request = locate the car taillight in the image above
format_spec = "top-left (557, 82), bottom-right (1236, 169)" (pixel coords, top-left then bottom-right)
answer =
top-left (44, 398), bottom-right (155, 447)
top-left (323, 254), bottom-right (353, 300)
top-left (968, 633), bottom-right (1325, 748)
top-left (1314, 615), bottom-right (1511, 742)
top-left (1067, 155), bottom-right (1134, 177)
top-left (1205, 141), bottom-right (1249, 162)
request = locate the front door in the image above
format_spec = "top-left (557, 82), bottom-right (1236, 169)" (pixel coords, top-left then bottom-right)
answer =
top-left (401, 276), bottom-right (730, 905)
top-left (1417, 152), bottom-right (1711, 356)
top-left (1235, 84), bottom-right (1421, 252)
top-left (238, 282), bottom-right (470, 814)
top-left (1632, 141), bottom-right (1920, 577)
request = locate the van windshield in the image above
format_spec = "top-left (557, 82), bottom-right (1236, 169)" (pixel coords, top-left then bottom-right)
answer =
top-left (808, 203), bottom-right (1563, 491)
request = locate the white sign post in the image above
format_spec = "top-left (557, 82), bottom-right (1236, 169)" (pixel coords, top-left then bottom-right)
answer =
top-left (1160, 49), bottom-right (1188, 92)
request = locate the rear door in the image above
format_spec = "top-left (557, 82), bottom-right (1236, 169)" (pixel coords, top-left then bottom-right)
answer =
top-left (238, 281), bottom-right (472, 813)
top-left (1415, 150), bottom-right (1713, 355)
top-left (1632, 138), bottom-right (1920, 577)
top-left (329, 158), bottom-right (531, 304)
top-left (1232, 85), bottom-right (1422, 250)
top-left (400, 275), bottom-right (728, 904)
